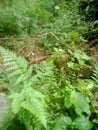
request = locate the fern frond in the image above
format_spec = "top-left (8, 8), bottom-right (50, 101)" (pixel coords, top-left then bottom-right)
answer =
top-left (0, 46), bottom-right (56, 90)
top-left (0, 46), bottom-right (47, 128)
top-left (9, 93), bottom-right (24, 113)
top-left (92, 66), bottom-right (98, 85)
top-left (0, 46), bottom-right (31, 90)
top-left (0, 47), bottom-right (28, 72)
top-left (9, 87), bottom-right (47, 128)
top-left (34, 60), bottom-right (56, 86)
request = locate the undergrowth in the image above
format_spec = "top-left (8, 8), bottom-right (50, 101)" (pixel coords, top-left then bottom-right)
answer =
top-left (0, 0), bottom-right (89, 52)
top-left (0, 0), bottom-right (98, 130)
top-left (0, 46), bottom-right (47, 130)
top-left (0, 46), bottom-right (98, 130)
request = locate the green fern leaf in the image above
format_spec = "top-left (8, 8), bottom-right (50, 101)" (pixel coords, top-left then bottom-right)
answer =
top-left (9, 93), bottom-right (24, 113)
top-left (92, 66), bottom-right (98, 85)
top-left (0, 46), bottom-right (47, 127)
top-left (9, 87), bottom-right (47, 128)
top-left (14, 74), bottom-right (26, 86)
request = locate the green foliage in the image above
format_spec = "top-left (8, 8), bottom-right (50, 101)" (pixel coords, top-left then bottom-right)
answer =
top-left (53, 115), bottom-right (72, 130)
top-left (0, 0), bottom-right (51, 37)
top-left (0, 46), bottom-right (47, 129)
top-left (92, 66), bottom-right (98, 86)
top-left (9, 87), bottom-right (47, 128)
top-left (0, 0), bottom-right (98, 130)
top-left (72, 116), bottom-right (93, 130)
top-left (0, 0), bottom-right (89, 52)
top-left (79, 0), bottom-right (98, 39)
top-left (0, 46), bottom-right (28, 91)
top-left (79, 0), bottom-right (98, 21)
top-left (65, 91), bottom-right (91, 115)
top-left (67, 49), bottom-right (91, 68)
top-left (0, 45), bottom-right (98, 129)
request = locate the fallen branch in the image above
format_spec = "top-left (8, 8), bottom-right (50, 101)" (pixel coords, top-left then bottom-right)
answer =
top-left (28, 55), bottom-right (50, 65)
top-left (0, 37), bottom-right (26, 40)
top-left (50, 32), bottom-right (74, 51)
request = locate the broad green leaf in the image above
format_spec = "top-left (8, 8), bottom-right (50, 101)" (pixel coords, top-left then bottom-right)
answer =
top-left (82, 53), bottom-right (91, 60)
top-left (73, 116), bottom-right (93, 130)
top-left (74, 92), bottom-right (91, 115)
top-left (93, 119), bottom-right (98, 124)
top-left (64, 95), bottom-right (72, 108)
top-left (67, 62), bottom-right (75, 68)
top-left (53, 115), bottom-right (72, 130)
top-left (78, 59), bottom-right (84, 66)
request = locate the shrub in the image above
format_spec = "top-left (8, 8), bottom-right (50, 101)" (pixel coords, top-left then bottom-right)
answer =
top-left (0, 0), bottom-right (51, 37)
top-left (79, 0), bottom-right (98, 40)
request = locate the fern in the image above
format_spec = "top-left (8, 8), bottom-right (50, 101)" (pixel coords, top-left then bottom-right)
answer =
top-left (92, 66), bottom-right (98, 85)
top-left (34, 60), bottom-right (56, 88)
top-left (0, 46), bottom-right (31, 88)
top-left (0, 46), bottom-right (55, 90)
top-left (0, 46), bottom-right (47, 128)
top-left (9, 87), bottom-right (47, 128)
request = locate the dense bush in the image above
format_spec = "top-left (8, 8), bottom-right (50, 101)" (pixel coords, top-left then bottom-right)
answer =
top-left (79, 0), bottom-right (98, 21)
top-left (0, 0), bottom-right (51, 37)
top-left (79, 0), bottom-right (98, 40)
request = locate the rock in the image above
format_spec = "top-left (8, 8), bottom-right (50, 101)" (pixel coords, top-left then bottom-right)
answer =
top-left (0, 92), bottom-right (9, 125)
